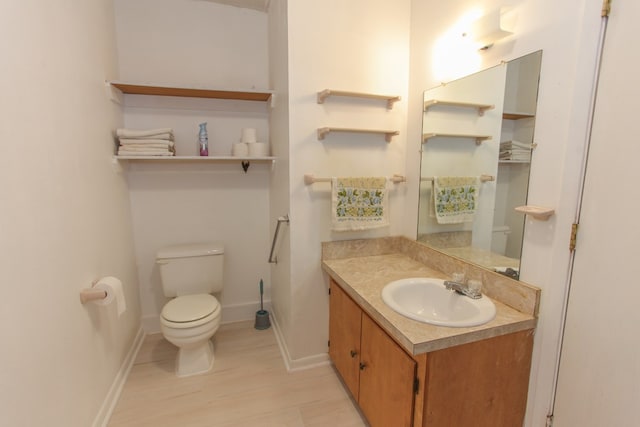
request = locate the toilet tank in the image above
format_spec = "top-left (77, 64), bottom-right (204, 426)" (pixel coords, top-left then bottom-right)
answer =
top-left (156, 242), bottom-right (224, 297)
top-left (491, 226), bottom-right (511, 255)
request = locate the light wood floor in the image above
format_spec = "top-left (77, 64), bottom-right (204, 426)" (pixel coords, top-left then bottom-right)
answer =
top-left (108, 321), bottom-right (368, 427)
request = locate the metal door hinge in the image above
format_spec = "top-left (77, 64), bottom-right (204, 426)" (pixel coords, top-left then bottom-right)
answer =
top-left (570, 223), bottom-right (579, 251)
top-left (546, 414), bottom-right (554, 427)
top-left (602, 0), bottom-right (611, 17)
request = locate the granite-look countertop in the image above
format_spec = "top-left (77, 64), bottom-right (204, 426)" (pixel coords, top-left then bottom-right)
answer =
top-left (322, 253), bottom-right (537, 355)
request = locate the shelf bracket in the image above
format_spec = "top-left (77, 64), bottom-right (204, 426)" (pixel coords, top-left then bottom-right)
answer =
top-left (241, 161), bottom-right (250, 173)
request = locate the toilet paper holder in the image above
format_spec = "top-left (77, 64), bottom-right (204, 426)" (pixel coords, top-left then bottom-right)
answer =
top-left (79, 280), bottom-right (108, 304)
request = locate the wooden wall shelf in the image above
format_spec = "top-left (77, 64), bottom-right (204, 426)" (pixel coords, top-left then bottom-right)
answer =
top-left (514, 205), bottom-right (555, 221)
top-left (317, 89), bottom-right (401, 109)
top-left (422, 133), bottom-right (492, 145)
top-left (424, 99), bottom-right (495, 116)
top-left (114, 155), bottom-right (276, 172)
top-left (503, 111), bottom-right (535, 120)
top-left (109, 82), bottom-right (273, 102)
top-left (317, 127), bottom-right (399, 143)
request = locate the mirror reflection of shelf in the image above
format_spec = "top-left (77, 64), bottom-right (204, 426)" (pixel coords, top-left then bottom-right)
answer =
top-left (514, 205), bottom-right (555, 221)
top-left (499, 159), bottom-right (531, 164)
top-left (317, 89), bottom-right (401, 109)
top-left (502, 111), bottom-right (535, 120)
top-left (422, 133), bottom-right (492, 145)
top-left (317, 127), bottom-right (399, 143)
top-left (424, 99), bottom-right (495, 116)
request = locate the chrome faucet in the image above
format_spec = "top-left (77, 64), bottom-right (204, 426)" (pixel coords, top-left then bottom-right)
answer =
top-left (444, 280), bottom-right (482, 299)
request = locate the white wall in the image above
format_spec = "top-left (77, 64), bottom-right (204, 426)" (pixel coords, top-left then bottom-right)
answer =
top-left (0, 1), bottom-right (141, 426)
top-left (114, 0), bottom-right (268, 90)
top-left (113, 0), bottom-right (273, 331)
top-left (407, 0), bottom-right (602, 425)
top-left (283, 0), bottom-right (411, 364)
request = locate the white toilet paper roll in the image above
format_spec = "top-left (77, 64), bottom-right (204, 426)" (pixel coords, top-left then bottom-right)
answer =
top-left (248, 142), bottom-right (268, 157)
top-left (241, 128), bottom-right (257, 143)
top-left (93, 276), bottom-right (126, 317)
top-left (232, 142), bottom-right (249, 157)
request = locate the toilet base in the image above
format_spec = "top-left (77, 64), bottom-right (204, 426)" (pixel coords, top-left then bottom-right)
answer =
top-left (175, 339), bottom-right (215, 377)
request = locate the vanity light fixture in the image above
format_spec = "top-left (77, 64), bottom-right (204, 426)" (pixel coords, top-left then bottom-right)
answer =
top-left (462, 7), bottom-right (516, 50)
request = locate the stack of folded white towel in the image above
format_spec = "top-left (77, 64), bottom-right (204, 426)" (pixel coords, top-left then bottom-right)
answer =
top-left (499, 140), bottom-right (532, 162)
top-left (116, 128), bottom-right (176, 157)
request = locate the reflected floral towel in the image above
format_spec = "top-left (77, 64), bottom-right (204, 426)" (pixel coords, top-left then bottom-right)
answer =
top-left (331, 177), bottom-right (389, 231)
top-left (433, 176), bottom-right (480, 224)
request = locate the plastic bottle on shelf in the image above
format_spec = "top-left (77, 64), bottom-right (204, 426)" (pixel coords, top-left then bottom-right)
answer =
top-left (198, 122), bottom-right (209, 156)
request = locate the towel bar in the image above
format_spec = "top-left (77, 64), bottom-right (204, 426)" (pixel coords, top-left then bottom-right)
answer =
top-left (304, 174), bottom-right (406, 185)
top-left (421, 174), bottom-right (494, 183)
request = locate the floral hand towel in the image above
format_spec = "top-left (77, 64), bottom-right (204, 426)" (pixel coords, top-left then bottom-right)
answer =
top-left (332, 177), bottom-right (389, 231)
top-left (433, 176), bottom-right (480, 224)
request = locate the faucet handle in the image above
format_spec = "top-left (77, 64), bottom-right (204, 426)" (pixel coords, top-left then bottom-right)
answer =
top-left (467, 280), bottom-right (483, 294)
top-left (451, 272), bottom-right (465, 283)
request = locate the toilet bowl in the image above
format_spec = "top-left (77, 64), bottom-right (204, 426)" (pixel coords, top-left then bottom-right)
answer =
top-left (160, 293), bottom-right (221, 377)
top-left (156, 242), bottom-right (225, 377)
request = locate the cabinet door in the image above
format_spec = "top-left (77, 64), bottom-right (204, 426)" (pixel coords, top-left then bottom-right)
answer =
top-left (328, 280), bottom-right (362, 400)
top-left (359, 313), bottom-right (416, 427)
top-left (423, 329), bottom-right (534, 426)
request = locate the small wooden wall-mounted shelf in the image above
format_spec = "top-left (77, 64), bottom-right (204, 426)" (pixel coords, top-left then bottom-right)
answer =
top-left (110, 82), bottom-right (273, 102)
top-left (317, 89), bottom-right (401, 109)
top-left (318, 127), bottom-right (399, 143)
top-left (503, 111), bottom-right (535, 120)
top-left (422, 133), bottom-right (492, 145)
top-left (514, 205), bottom-right (555, 221)
top-left (424, 99), bottom-right (495, 116)
top-left (114, 155), bottom-right (276, 173)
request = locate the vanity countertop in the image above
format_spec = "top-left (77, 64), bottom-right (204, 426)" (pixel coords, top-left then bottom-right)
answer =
top-left (322, 252), bottom-right (537, 356)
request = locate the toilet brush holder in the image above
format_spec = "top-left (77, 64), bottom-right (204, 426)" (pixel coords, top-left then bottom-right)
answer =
top-left (255, 279), bottom-right (271, 330)
top-left (255, 309), bottom-right (271, 330)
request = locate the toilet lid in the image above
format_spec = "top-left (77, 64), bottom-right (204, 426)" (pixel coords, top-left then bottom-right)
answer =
top-left (162, 294), bottom-right (219, 323)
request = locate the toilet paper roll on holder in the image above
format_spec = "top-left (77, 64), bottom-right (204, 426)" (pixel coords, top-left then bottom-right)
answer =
top-left (79, 280), bottom-right (108, 304)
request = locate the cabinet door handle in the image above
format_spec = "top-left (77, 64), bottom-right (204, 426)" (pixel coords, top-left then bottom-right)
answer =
top-left (359, 362), bottom-right (367, 371)
top-left (350, 350), bottom-right (358, 358)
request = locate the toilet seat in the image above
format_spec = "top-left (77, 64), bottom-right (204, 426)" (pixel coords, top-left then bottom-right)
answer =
top-left (162, 294), bottom-right (220, 329)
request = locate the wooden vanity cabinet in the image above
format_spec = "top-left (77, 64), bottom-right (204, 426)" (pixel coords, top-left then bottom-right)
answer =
top-left (328, 279), bottom-right (534, 427)
top-left (329, 280), bottom-right (416, 427)
top-left (420, 329), bottom-right (534, 426)
top-left (328, 279), bottom-right (362, 400)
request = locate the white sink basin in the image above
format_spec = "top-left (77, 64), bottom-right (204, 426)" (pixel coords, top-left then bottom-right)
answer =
top-left (381, 278), bottom-right (496, 327)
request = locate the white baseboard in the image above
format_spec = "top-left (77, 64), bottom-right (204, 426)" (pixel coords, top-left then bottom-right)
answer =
top-left (142, 314), bottom-right (161, 334)
top-left (142, 300), bottom-right (273, 334)
top-left (93, 326), bottom-right (145, 427)
top-left (221, 300), bottom-right (273, 324)
top-left (270, 312), bottom-right (330, 372)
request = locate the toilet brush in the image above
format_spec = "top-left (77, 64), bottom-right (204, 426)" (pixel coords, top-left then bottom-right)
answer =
top-left (254, 279), bottom-right (271, 330)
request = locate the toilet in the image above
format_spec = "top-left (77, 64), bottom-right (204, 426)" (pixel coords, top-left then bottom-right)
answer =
top-left (156, 242), bottom-right (224, 377)
top-left (491, 225), bottom-right (511, 255)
